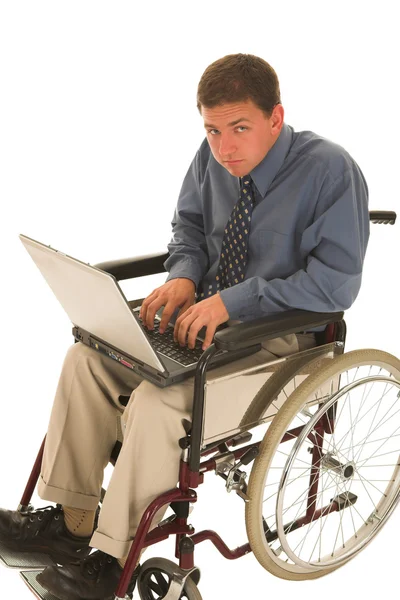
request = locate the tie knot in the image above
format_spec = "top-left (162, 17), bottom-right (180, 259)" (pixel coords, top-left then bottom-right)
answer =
top-left (240, 175), bottom-right (252, 188)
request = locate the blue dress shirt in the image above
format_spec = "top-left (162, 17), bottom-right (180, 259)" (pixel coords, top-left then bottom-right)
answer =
top-left (164, 123), bottom-right (370, 328)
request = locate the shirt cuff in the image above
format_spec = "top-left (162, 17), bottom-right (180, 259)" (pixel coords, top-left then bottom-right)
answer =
top-left (219, 282), bottom-right (257, 320)
top-left (165, 258), bottom-right (203, 288)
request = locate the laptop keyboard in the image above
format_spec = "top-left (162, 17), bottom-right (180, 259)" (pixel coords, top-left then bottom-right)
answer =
top-left (145, 320), bottom-right (205, 366)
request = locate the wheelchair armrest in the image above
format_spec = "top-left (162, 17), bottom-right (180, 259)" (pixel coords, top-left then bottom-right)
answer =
top-left (94, 251), bottom-right (169, 281)
top-left (369, 210), bottom-right (396, 225)
top-left (213, 309), bottom-right (344, 352)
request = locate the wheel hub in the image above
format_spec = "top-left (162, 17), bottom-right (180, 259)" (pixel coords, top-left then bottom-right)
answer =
top-left (321, 452), bottom-right (356, 481)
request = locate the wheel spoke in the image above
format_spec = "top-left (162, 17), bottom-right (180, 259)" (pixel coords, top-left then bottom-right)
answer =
top-left (353, 472), bottom-right (387, 497)
top-left (298, 473), bottom-right (339, 560)
top-left (263, 480), bottom-right (339, 523)
top-left (327, 388), bottom-right (354, 453)
top-left (279, 463), bottom-right (323, 522)
top-left (275, 448), bottom-right (312, 468)
top-left (287, 461), bottom-right (344, 555)
top-left (335, 384), bottom-right (393, 458)
top-left (352, 478), bottom-right (396, 483)
top-left (353, 381), bottom-right (392, 464)
top-left (314, 470), bottom-right (347, 560)
top-left (312, 424), bottom-right (349, 469)
top-left (150, 572), bottom-right (168, 595)
top-left (292, 470), bottom-right (343, 561)
top-left (350, 463), bottom-right (378, 514)
top-left (263, 467), bottom-right (310, 503)
top-left (353, 398), bottom-right (400, 465)
top-left (340, 433), bottom-right (400, 454)
top-left (356, 423), bottom-right (400, 469)
top-left (347, 386), bottom-right (356, 463)
top-left (331, 478), bottom-right (347, 558)
top-left (333, 366), bottom-right (376, 452)
top-left (357, 463), bottom-right (399, 468)
top-left (283, 466), bottom-right (325, 539)
top-left (347, 489), bottom-right (358, 540)
top-left (360, 449), bottom-right (400, 463)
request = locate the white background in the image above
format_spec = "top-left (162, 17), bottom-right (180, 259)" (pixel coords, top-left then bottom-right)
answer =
top-left (1, 1), bottom-right (399, 598)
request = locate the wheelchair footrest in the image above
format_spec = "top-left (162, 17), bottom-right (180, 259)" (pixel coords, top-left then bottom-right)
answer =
top-left (0, 541), bottom-right (56, 570)
top-left (20, 569), bottom-right (133, 600)
top-left (20, 569), bottom-right (57, 600)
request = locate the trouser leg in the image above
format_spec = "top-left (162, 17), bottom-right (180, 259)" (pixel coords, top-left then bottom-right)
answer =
top-left (90, 375), bottom-right (194, 557)
top-left (38, 342), bottom-right (142, 510)
top-left (91, 333), bottom-right (309, 558)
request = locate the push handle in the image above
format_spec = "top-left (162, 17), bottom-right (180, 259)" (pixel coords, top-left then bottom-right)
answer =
top-left (369, 211), bottom-right (396, 225)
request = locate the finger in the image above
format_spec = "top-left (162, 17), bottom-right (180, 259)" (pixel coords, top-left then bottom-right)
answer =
top-left (187, 317), bottom-right (205, 349)
top-left (176, 300), bottom-right (192, 321)
top-left (145, 297), bottom-right (165, 330)
top-left (177, 313), bottom-right (195, 346)
top-left (174, 306), bottom-right (193, 341)
top-left (159, 301), bottom-right (176, 333)
top-left (139, 290), bottom-right (158, 321)
top-left (202, 323), bottom-right (217, 350)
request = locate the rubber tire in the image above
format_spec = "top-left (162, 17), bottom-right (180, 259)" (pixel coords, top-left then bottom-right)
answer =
top-left (183, 577), bottom-right (203, 600)
top-left (245, 349), bottom-right (400, 580)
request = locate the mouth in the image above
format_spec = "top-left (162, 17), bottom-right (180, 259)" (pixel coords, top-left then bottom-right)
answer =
top-left (225, 160), bottom-right (243, 164)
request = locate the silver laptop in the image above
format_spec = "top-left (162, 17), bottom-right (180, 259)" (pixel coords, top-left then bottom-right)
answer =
top-left (19, 235), bottom-right (260, 387)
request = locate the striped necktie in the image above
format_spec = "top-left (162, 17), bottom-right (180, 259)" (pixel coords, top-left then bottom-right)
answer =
top-left (199, 175), bottom-right (255, 299)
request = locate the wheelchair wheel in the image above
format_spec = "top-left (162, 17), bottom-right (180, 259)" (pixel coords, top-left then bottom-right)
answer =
top-left (137, 558), bottom-right (202, 599)
top-left (245, 349), bottom-right (400, 580)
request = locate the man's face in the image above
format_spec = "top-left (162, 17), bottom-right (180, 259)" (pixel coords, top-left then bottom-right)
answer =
top-left (201, 99), bottom-right (284, 177)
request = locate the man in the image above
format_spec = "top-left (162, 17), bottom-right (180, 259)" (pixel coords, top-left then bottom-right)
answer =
top-left (0, 53), bottom-right (369, 599)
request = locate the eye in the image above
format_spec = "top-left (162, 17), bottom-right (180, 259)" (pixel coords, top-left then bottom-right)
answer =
top-left (206, 126), bottom-right (248, 135)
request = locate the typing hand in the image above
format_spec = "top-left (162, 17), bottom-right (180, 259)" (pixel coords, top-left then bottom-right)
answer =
top-left (139, 278), bottom-right (196, 333)
top-left (174, 293), bottom-right (229, 350)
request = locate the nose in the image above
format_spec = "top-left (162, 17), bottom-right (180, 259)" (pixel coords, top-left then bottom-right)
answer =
top-left (218, 133), bottom-right (237, 158)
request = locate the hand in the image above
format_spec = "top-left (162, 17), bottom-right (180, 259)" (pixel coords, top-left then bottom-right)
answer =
top-left (139, 278), bottom-right (196, 333)
top-left (174, 292), bottom-right (230, 350)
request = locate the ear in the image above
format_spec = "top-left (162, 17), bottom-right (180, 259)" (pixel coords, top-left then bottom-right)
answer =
top-left (271, 104), bottom-right (285, 135)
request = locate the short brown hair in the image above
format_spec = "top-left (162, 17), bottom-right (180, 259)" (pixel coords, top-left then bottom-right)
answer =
top-left (197, 53), bottom-right (281, 118)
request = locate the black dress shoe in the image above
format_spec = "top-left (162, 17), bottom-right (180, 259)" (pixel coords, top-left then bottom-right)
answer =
top-left (0, 504), bottom-right (91, 564)
top-left (36, 550), bottom-right (139, 600)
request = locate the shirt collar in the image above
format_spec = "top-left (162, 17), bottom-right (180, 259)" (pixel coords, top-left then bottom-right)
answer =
top-left (249, 122), bottom-right (293, 198)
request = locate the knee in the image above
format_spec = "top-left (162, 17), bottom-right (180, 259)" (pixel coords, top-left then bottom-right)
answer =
top-left (122, 386), bottom-right (189, 455)
top-left (124, 381), bottom-right (161, 427)
top-left (123, 381), bottom-right (192, 446)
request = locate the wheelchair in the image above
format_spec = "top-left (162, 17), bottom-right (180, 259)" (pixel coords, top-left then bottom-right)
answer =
top-left (0, 211), bottom-right (398, 600)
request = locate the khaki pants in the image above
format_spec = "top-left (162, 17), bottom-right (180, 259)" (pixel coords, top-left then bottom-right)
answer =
top-left (38, 333), bottom-right (316, 558)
